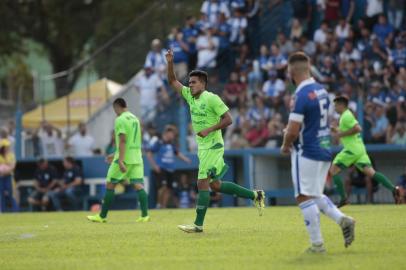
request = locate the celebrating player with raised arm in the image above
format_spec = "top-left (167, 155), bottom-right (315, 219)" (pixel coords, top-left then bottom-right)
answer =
top-left (281, 52), bottom-right (355, 253)
top-left (330, 96), bottom-right (404, 207)
top-left (166, 49), bottom-right (265, 233)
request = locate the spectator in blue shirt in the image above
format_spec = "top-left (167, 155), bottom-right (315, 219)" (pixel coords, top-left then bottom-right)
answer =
top-left (390, 38), bottom-right (406, 71)
top-left (167, 27), bottom-right (189, 81)
top-left (182, 16), bottom-right (199, 71)
top-left (371, 101), bottom-right (389, 143)
top-left (146, 126), bottom-right (191, 208)
top-left (367, 81), bottom-right (386, 104)
top-left (28, 159), bottom-right (59, 211)
top-left (49, 157), bottom-right (83, 211)
top-left (373, 14), bottom-right (394, 45)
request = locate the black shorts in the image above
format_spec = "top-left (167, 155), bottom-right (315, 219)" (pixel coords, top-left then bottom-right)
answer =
top-left (153, 170), bottom-right (175, 189)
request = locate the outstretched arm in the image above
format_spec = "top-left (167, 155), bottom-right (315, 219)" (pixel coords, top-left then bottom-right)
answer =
top-left (166, 49), bottom-right (184, 94)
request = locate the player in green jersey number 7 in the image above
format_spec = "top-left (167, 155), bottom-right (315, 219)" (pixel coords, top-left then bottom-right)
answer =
top-left (330, 96), bottom-right (404, 207)
top-left (87, 98), bottom-right (150, 223)
top-left (166, 49), bottom-right (265, 233)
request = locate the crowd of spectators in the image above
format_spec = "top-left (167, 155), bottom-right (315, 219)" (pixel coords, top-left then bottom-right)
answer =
top-left (139, 0), bottom-right (406, 151)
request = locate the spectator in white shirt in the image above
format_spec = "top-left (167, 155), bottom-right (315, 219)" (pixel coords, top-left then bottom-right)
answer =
top-left (37, 121), bottom-right (63, 158)
top-left (144, 39), bottom-right (167, 79)
top-left (196, 26), bottom-right (220, 69)
top-left (228, 8), bottom-right (248, 45)
top-left (67, 123), bottom-right (95, 157)
top-left (339, 39), bottom-right (361, 62)
top-left (313, 21), bottom-right (329, 45)
top-left (335, 17), bottom-right (351, 42)
top-left (134, 66), bottom-right (169, 123)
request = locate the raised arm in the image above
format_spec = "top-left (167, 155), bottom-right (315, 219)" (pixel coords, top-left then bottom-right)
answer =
top-left (165, 49), bottom-right (184, 94)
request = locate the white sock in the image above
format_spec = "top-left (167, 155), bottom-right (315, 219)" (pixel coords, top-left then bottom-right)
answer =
top-left (315, 195), bottom-right (344, 224)
top-left (299, 200), bottom-right (323, 245)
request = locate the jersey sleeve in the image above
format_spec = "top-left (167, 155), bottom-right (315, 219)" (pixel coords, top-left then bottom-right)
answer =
top-left (115, 117), bottom-right (126, 136)
top-left (210, 94), bottom-right (229, 116)
top-left (341, 111), bottom-right (358, 130)
top-left (289, 93), bottom-right (306, 123)
top-left (181, 86), bottom-right (193, 104)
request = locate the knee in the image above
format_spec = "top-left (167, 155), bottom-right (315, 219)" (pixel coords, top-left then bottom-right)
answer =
top-left (329, 165), bottom-right (340, 176)
top-left (209, 181), bottom-right (221, 192)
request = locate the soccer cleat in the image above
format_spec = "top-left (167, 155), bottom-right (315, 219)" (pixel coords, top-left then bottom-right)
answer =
top-left (339, 216), bottom-right (355, 248)
top-left (337, 198), bottom-right (350, 208)
top-left (136, 216), bottom-right (151, 223)
top-left (254, 190), bottom-right (266, 216)
top-left (392, 186), bottom-right (404, 204)
top-left (305, 243), bottom-right (326, 254)
top-left (177, 224), bottom-right (203, 233)
top-left (87, 214), bottom-right (107, 223)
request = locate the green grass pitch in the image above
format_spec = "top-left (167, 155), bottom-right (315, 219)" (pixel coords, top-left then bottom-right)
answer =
top-left (0, 205), bottom-right (405, 270)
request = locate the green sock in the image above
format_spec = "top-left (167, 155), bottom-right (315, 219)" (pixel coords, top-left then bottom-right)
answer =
top-left (194, 190), bottom-right (210, 227)
top-left (100, 189), bottom-right (115, 218)
top-left (333, 175), bottom-right (346, 200)
top-left (219, 181), bottom-right (255, 199)
top-left (137, 189), bottom-right (149, 217)
top-left (373, 172), bottom-right (395, 191)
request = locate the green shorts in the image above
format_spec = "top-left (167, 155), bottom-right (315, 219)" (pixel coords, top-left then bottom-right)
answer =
top-left (106, 161), bottom-right (144, 184)
top-left (197, 147), bottom-right (229, 181)
top-left (333, 149), bottom-right (371, 170)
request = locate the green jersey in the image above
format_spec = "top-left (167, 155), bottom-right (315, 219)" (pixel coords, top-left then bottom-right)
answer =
top-left (114, 111), bottom-right (142, 164)
top-left (338, 109), bottom-right (366, 154)
top-left (181, 86), bottom-right (229, 150)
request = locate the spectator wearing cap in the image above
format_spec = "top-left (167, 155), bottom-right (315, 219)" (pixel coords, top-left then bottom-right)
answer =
top-left (28, 159), bottom-right (59, 211)
top-left (144, 39), bottom-right (167, 79)
top-left (134, 65), bottom-right (168, 123)
top-left (167, 27), bottom-right (189, 81)
top-left (48, 156), bottom-right (83, 211)
top-left (373, 14), bottom-right (394, 45)
top-left (146, 126), bottom-right (191, 209)
top-left (182, 16), bottom-right (199, 71)
top-left (0, 139), bottom-right (18, 212)
top-left (67, 122), bottom-right (95, 157)
top-left (371, 101), bottom-right (389, 143)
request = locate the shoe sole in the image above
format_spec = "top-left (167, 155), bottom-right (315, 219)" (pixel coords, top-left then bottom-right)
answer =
top-left (177, 226), bottom-right (203, 233)
top-left (341, 217), bottom-right (355, 248)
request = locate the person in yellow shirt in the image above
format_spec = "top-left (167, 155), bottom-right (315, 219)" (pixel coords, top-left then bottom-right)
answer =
top-left (0, 139), bottom-right (18, 212)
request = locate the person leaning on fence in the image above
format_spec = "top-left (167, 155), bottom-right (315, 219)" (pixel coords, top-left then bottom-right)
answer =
top-left (0, 139), bottom-right (19, 212)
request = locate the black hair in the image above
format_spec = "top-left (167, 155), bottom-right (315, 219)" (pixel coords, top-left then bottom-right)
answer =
top-left (288, 52), bottom-right (310, 65)
top-left (113, 98), bottom-right (127, 108)
top-left (37, 158), bottom-right (47, 165)
top-left (64, 156), bottom-right (75, 165)
top-left (333, 96), bottom-right (349, 106)
top-left (189, 70), bottom-right (208, 87)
